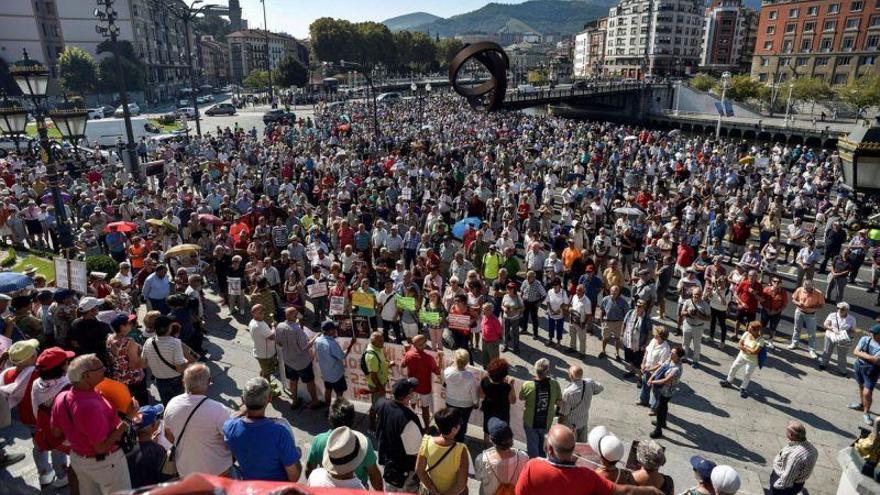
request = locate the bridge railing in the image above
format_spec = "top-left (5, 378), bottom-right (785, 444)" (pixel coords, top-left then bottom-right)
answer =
top-left (504, 81), bottom-right (657, 102)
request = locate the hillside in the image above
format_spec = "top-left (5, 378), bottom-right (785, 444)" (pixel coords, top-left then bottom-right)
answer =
top-left (411, 0), bottom-right (617, 37)
top-left (382, 12), bottom-right (443, 31)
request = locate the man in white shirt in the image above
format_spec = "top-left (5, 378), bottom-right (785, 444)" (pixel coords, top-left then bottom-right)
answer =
top-left (248, 304), bottom-right (278, 384)
top-left (141, 315), bottom-right (189, 405)
top-left (377, 280), bottom-right (402, 343)
top-left (558, 365), bottom-right (603, 442)
top-left (164, 364), bottom-right (233, 478)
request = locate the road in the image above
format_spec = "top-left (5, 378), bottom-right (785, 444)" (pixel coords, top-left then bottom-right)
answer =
top-left (143, 103), bottom-right (317, 137)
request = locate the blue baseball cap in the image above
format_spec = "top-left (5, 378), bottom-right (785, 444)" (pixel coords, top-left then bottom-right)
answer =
top-left (690, 455), bottom-right (717, 482)
top-left (135, 404), bottom-right (164, 431)
top-left (870, 324), bottom-right (880, 335)
top-left (110, 313), bottom-right (137, 330)
top-left (321, 320), bottom-right (338, 332)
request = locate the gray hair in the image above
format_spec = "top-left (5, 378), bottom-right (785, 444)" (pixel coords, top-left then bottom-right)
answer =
top-left (534, 358), bottom-right (550, 378)
top-left (67, 354), bottom-right (101, 383)
top-left (636, 439), bottom-right (666, 470)
top-left (183, 363), bottom-right (210, 394)
top-left (242, 377), bottom-right (271, 410)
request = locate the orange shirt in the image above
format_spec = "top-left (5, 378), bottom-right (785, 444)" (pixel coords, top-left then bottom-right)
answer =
top-left (128, 243), bottom-right (146, 269)
top-left (562, 247), bottom-right (581, 269)
top-left (792, 288), bottom-right (825, 313)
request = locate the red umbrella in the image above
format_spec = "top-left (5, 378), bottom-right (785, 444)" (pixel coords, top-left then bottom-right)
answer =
top-left (198, 213), bottom-right (222, 224)
top-left (104, 221), bottom-right (137, 233)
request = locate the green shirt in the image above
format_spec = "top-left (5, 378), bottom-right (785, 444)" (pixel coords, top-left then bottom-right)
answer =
top-left (307, 430), bottom-right (378, 485)
top-left (483, 252), bottom-right (501, 280)
top-left (519, 378), bottom-right (562, 430)
top-left (364, 344), bottom-right (390, 388)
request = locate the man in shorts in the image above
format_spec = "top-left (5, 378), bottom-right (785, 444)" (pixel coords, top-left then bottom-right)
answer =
top-left (314, 320), bottom-right (356, 406)
top-left (400, 335), bottom-right (442, 426)
top-left (364, 331), bottom-right (391, 430)
top-left (849, 324), bottom-right (880, 425)
top-left (276, 307), bottom-right (322, 409)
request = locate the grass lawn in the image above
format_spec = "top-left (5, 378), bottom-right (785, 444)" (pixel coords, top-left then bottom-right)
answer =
top-left (25, 123), bottom-right (61, 139)
top-left (148, 119), bottom-right (183, 133)
top-left (11, 253), bottom-right (55, 282)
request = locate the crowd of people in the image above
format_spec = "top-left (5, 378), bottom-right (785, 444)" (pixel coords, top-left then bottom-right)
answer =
top-left (0, 91), bottom-right (868, 494)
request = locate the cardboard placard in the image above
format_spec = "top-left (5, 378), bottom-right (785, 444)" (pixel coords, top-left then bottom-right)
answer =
top-left (227, 277), bottom-right (242, 296)
top-left (329, 296), bottom-right (346, 315)
top-left (395, 295), bottom-right (416, 311)
top-left (69, 260), bottom-right (88, 295)
top-left (54, 258), bottom-right (69, 289)
top-left (351, 291), bottom-right (375, 308)
top-left (307, 282), bottom-right (328, 298)
top-left (419, 310), bottom-right (441, 325)
top-left (448, 314), bottom-right (471, 330)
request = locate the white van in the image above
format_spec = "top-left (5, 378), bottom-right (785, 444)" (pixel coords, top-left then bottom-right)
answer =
top-left (83, 117), bottom-right (151, 147)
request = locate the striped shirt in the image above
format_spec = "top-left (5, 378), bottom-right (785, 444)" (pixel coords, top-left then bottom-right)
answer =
top-left (772, 441), bottom-right (818, 488)
top-left (520, 279), bottom-right (547, 303)
top-left (559, 379), bottom-right (603, 430)
top-left (141, 336), bottom-right (186, 379)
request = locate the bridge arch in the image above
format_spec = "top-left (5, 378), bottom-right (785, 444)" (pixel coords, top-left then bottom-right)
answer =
top-left (805, 136), bottom-right (822, 148)
top-left (772, 133), bottom-right (788, 144)
top-left (789, 134), bottom-right (804, 145)
top-left (743, 130), bottom-right (757, 140)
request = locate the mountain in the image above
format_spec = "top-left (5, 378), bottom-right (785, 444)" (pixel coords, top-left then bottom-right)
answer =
top-left (382, 12), bottom-right (443, 31)
top-left (409, 0), bottom-right (618, 37)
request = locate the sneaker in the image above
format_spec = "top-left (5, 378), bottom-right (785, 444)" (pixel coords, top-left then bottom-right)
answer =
top-left (786, 343), bottom-right (798, 350)
top-left (865, 414), bottom-right (874, 425)
top-left (649, 430), bottom-right (663, 439)
top-left (809, 349), bottom-right (818, 359)
top-left (0, 452), bottom-right (24, 468)
top-left (52, 475), bottom-right (68, 488)
top-left (719, 380), bottom-right (733, 388)
top-left (740, 390), bottom-right (748, 398)
top-left (38, 472), bottom-right (54, 486)
top-left (849, 402), bottom-right (864, 410)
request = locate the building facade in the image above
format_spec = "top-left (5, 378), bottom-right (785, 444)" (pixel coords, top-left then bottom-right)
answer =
top-left (604, 0), bottom-right (704, 78)
top-left (198, 35), bottom-right (230, 87)
top-left (227, 29), bottom-right (309, 84)
top-left (574, 19), bottom-right (609, 78)
top-left (751, 0), bottom-right (880, 85)
top-left (574, 30), bottom-right (590, 77)
top-left (701, 0), bottom-right (758, 74)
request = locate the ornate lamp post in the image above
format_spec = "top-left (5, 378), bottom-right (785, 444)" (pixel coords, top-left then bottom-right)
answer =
top-left (715, 71), bottom-right (731, 139)
top-left (0, 50), bottom-right (88, 251)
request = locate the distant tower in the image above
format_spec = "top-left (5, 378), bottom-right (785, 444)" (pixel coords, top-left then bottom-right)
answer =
top-left (229, 0), bottom-right (243, 30)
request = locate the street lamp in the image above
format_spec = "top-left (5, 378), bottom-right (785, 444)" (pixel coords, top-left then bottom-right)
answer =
top-left (338, 60), bottom-right (379, 144)
top-left (95, 0), bottom-right (140, 179)
top-left (715, 71), bottom-right (731, 139)
top-left (0, 49), bottom-right (84, 251)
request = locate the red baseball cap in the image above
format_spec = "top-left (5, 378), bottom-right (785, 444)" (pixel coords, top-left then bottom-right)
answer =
top-left (36, 347), bottom-right (75, 371)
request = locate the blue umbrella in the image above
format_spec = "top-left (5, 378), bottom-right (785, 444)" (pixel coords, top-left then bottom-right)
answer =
top-left (452, 217), bottom-right (481, 240)
top-left (0, 272), bottom-right (33, 293)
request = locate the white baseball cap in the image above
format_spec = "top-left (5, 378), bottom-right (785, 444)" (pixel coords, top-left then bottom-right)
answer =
top-left (597, 434), bottom-right (624, 463)
top-left (711, 465), bottom-right (741, 494)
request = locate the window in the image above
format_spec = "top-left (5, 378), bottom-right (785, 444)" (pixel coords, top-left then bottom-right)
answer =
top-left (852, 1), bottom-right (864, 11)
top-left (761, 56), bottom-right (770, 66)
top-left (780, 57), bottom-right (791, 66)
top-left (805, 21), bottom-right (816, 31)
top-left (764, 40), bottom-right (774, 49)
top-left (816, 57), bottom-right (829, 65)
top-left (783, 39), bottom-right (794, 52)
top-left (801, 39), bottom-right (813, 51)
top-left (829, 3), bottom-right (840, 13)
top-left (871, 15), bottom-right (880, 27)
top-left (767, 25), bottom-right (776, 34)
top-left (834, 73), bottom-right (848, 84)
top-left (839, 55), bottom-right (852, 64)
top-left (859, 54), bottom-right (875, 64)
top-left (768, 10), bottom-right (778, 19)
top-left (797, 57), bottom-right (809, 65)
top-left (824, 20), bottom-right (837, 31)
top-left (843, 36), bottom-right (855, 50)
top-left (808, 6), bottom-right (819, 15)
top-left (867, 34), bottom-right (880, 48)
top-left (786, 23), bottom-right (797, 33)
top-left (846, 18), bottom-right (860, 29)
top-left (789, 7), bottom-right (799, 17)
top-left (821, 38), bottom-right (833, 51)
top-left (758, 73), bottom-right (768, 81)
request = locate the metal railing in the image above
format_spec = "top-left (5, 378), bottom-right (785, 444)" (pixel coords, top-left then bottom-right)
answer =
top-left (505, 81), bottom-right (654, 103)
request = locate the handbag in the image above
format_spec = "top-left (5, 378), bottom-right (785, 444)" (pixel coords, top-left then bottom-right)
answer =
top-left (418, 441), bottom-right (460, 495)
top-left (162, 397), bottom-right (208, 477)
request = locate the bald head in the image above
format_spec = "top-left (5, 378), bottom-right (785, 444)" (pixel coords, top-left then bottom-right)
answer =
top-left (568, 365), bottom-right (583, 381)
top-left (547, 424), bottom-right (576, 460)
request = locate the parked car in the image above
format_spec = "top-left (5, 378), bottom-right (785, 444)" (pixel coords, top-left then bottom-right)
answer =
top-left (515, 84), bottom-right (538, 94)
top-left (572, 80), bottom-right (589, 90)
top-left (262, 109), bottom-right (295, 124)
top-left (88, 108), bottom-right (104, 120)
top-left (176, 107), bottom-right (197, 119)
top-left (196, 95), bottom-right (209, 104)
top-left (205, 103), bottom-right (236, 116)
top-left (113, 103), bottom-right (141, 117)
top-left (376, 92), bottom-right (401, 104)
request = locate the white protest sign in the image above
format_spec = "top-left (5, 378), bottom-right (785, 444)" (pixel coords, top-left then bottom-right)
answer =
top-left (329, 296), bottom-right (346, 315)
top-left (54, 258), bottom-right (69, 289)
top-left (227, 277), bottom-right (242, 296)
top-left (307, 282), bottom-right (329, 298)
top-left (69, 260), bottom-right (88, 295)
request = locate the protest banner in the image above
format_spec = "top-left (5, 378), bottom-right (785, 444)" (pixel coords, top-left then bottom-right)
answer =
top-left (307, 282), bottom-right (328, 298)
top-left (54, 258), bottom-right (69, 289)
top-left (419, 310), bottom-right (441, 325)
top-left (448, 314), bottom-right (471, 330)
top-left (227, 277), bottom-right (242, 296)
top-left (351, 291), bottom-right (375, 308)
top-left (329, 296), bottom-right (346, 315)
top-left (395, 295), bottom-right (416, 311)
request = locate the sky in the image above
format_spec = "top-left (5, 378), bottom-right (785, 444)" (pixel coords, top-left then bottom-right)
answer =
top-left (239, 0), bottom-right (528, 38)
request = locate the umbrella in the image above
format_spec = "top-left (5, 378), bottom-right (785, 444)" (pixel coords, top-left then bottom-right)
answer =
top-left (40, 192), bottom-right (70, 204)
top-left (623, 135), bottom-right (638, 142)
top-left (197, 213), bottom-right (222, 224)
top-left (613, 207), bottom-right (645, 218)
top-left (146, 218), bottom-right (177, 232)
top-left (165, 244), bottom-right (201, 257)
top-left (738, 156), bottom-right (755, 165)
top-left (452, 217), bottom-right (481, 240)
top-left (0, 272), bottom-right (34, 293)
top-left (104, 221), bottom-right (137, 233)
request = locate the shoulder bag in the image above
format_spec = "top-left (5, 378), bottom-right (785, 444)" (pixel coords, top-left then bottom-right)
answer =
top-left (151, 339), bottom-right (179, 374)
top-left (162, 397), bottom-right (208, 476)
top-left (418, 441), bottom-right (461, 495)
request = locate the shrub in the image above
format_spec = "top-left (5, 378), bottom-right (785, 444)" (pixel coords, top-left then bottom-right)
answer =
top-left (157, 114), bottom-right (177, 125)
top-left (0, 250), bottom-right (16, 267)
top-left (86, 255), bottom-right (119, 280)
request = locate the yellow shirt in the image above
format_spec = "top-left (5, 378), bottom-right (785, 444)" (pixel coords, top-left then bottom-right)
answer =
top-left (419, 436), bottom-right (467, 493)
top-left (603, 268), bottom-right (624, 290)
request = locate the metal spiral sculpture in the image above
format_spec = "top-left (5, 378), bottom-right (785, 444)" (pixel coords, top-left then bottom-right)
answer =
top-left (447, 42), bottom-right (509, 112)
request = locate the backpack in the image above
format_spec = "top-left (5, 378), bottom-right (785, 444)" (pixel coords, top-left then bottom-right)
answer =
top-left (359, 349), bottom-right (378, 375)
top-left (489, 455), bottom-right (520, 495)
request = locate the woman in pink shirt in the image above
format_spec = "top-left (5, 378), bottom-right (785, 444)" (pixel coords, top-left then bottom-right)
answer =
top-left (480, 303), bottom-right (503, 367)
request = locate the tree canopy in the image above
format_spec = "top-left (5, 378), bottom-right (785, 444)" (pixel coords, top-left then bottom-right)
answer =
top-left (690, 73), bottom-right (716, 92)
top-left (243, 69), bottom-right (272, 89)
top-left (58, 46), bottom-right (99, 95)
top-left (96, 40), bottom-right (145, 92)
top-left (836, 74), bottom-right (880, 116)
top-left (276, 54), bottom-right (308, 88)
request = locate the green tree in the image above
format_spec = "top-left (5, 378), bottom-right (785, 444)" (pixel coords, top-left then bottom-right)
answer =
top-left (407, 31), bottom-right (436, 73)
top-left (722, 74), bottom-right (763, 102)
top-left (393, 30), bottom-right (414, 71)
top-left (96, 40), bottom-right (145, 92)
top-left (193, 15), bottom-right (231, 43)
top-left (691, 73), bottom-right (716, 92)
top-left (527, 69), bottom-right (548, 86)
top-left (791, 76), bottom-right (833, 116)
top-left (354, 22), bottom-right (396, 68)
top-left (837, 74), bottom-right (880, 119)
top-left (243, 69), bottom-right (271, 89)
top-left (276, 54), bottom-right (308, 88)
top-left (310, 17), bottom-right (359, 64)
top-left (434, 38), bottom-right (464, 70)
top-left (0, 58), bottom-right (20, 96)
top-left (57, 46), bottom-right (99, 95)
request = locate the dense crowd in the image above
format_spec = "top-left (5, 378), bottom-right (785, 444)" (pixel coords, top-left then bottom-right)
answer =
top-left (0, 92), bottom-right (873, 495)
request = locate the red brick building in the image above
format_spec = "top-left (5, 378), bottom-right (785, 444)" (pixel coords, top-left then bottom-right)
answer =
top-left (751, 0), bottom-right (880, 85)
